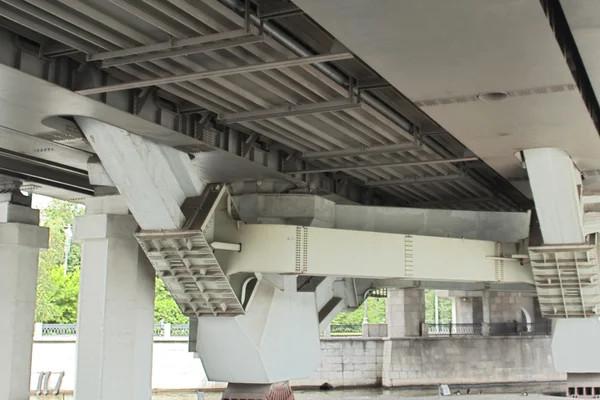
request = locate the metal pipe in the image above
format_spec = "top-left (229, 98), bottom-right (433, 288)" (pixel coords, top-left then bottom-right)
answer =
top-left (434, 294), bottom-right (439, 325)
top-left (217, 0), bottom-right (414, 133)
top-left (77, 52), bottom-right (354, 95)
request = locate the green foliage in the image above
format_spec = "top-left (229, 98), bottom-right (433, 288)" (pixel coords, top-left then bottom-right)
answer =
top-left (35, 198), bottom-right (84, 323)
top-left (34, 196), bottom-right (189, 325)
top-left (331, 297), bottom-right (387, 325)
top-left (330, 290), bottom-right (454, 328)
top-left (154, 278), bottom-right (188, 324)
top-left (424, 289), bottom-right (453, 323)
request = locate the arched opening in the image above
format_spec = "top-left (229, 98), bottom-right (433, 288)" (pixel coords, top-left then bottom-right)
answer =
top-left (521, 307), bottom-right (532, 332)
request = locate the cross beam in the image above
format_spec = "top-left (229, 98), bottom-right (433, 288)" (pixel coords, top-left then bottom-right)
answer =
top-left (302, 142), bottom-right (420, 160)
top-left (218, 99), bottom-right (361, 124)
top-left (87, 29), bottom-right (250, 61)
top-left (287, 156), bottom-right (478, 174)
top-left (77, 52), bottom-right (354, 95)
top-left (102, 35), bottom-right (265, 67)
top-left (365, 174), bottom-right (463, 187)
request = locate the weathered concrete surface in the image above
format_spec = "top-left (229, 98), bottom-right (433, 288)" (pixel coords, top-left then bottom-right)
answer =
top-left (74, 196), bottom-right (156, 400)
top-left (335, 205), bottom-right (530, 243)
top-left (386, 289), bottom-right (425, 338)
top-left (0, 204), bottom-right (48, 400)
top-left (31, 336), bottom-right (562, 391)
top-left (486, 292), bottom-right (535, 324)
top-left (382, 337), bottom-right (563, 387)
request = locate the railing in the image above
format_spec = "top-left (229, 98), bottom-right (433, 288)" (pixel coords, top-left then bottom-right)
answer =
top-left (170, 324), bottom-right (190, 337)
top-left (329, 324), bottom-right (363, 336)
top-left (488, 321), bottom-right (552, 336)
top-left (37, 323), bottom-right (364, 338)
top-left (428, 323), bottom-right (482, 336)
top-left (427, 321), bottom-right (552, 337)
top-left (154, 325), bottom-right (164, 337)
top-left (38, 323), bottom-right (187, 338)
top-left (41, 324), bottom-right (77, 336)
top-left (37, 321), bottom-right (551, 339)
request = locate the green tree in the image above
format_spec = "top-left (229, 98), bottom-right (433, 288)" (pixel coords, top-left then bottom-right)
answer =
top-left (424, 289), bottom-right (453, 323)
top-left (331, 297), bottom-right (387, 325)
top-left (154, 278), bottom-right (188, 324)
top-left (34, 196), bottom-right (190, 325)
top-left (35, 198), bottom-right (84, 323)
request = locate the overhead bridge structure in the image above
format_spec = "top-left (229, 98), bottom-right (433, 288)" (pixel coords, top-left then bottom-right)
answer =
top-left (1, 1), bottom-right (600, 400)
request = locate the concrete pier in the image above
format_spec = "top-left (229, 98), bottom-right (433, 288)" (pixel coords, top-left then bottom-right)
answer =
top-left (0, 199), bottom-right (48, 400)
top-left (74, 196), bottom-right (155, 400)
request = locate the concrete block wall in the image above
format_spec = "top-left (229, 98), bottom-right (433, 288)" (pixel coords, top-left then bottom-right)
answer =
top-left (382, 337), bottom-right (563, 387)
top-left (454, 296), bottom-right (484, 324)
top-left (291, 339), bottom-right (384, 387)
top-left (455, 297), bottom-right (475, 323)
top-left (31, 336), bottom-right (563, 392)
top-left (386, 289), bottom-right (425, 337)
top-left (365, 324), bottom-right (388, 338)
top-left (487, 292), bottom-right (535, 323)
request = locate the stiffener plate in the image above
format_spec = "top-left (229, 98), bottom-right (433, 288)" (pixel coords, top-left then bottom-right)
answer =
top-left (529, 242), bottom-right (600, 318)
top-left (136, 185), bottom-right (245, 317)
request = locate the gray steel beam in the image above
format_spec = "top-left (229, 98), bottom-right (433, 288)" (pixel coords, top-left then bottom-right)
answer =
top-left (88, 29), bottom-right (248, 61)
top-left (102, 34), bottom-right (264, 67)
top-left (242, 132), bottom-right (260, 157)
top-left (302, 142), bottom-right (420, 160)
top-left (218, 99), bottom-right (361, 124)
top-left (218, 0), bottom-right (414, 133)
top-left (259, 3), bottom-right (304, 20)
top-left (365, 174), bottom-right (463, 187)
top-left (218, 0), bottom-right (531, 211)
top-left (288, 156), bottom-right (479, 175)
top-left (77, 52), bottom-right (355, 95)
top-left (411, 196), bottom-right (497, 208)
top-left (357, 77), bottom-right (391, 90)
top-left (0, 148), bottom-right (93, 195)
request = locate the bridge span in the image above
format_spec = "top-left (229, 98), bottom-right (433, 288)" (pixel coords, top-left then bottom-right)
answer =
top-left (1, 1), bottom-right (600, 400)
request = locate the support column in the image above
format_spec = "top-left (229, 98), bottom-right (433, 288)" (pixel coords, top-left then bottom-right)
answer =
top-left (74, 195), bottom-right (155, 400)
top-left (453, 296), bottom-right (484, 324)
top-left (0, 195), bottom-right (48, 400)
top-left (386, 288), bottom-right (424, 337)
top-left (383, 288), bottom-right (424, 387)
top-left (454, 296), bottom-right (474, 323)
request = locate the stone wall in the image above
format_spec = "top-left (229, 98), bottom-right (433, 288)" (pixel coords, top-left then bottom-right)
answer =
top-left (291, 339), bottom-right (385, 388)
top-left (485, 292), bottom-right (536, 323)
top-left (382, 337), bottom-right (564, 387)
top-left (386, 289), bottom-right (425, 337)
top-left (31, 336), bottom-right (564, 392)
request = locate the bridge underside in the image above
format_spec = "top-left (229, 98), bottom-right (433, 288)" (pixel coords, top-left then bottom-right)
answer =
top-left (0, 0), bottom-right (533, 211)
top-left (3, 1), bottom-right (600, 400)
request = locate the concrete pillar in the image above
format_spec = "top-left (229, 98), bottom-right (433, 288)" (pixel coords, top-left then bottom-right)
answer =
top-left (74, 195), bottom-right (155, 400)
top-left (487, 292), bottom-right (534, 323)
top-left (454, 296), bottom-right (484, 324)
top-left (454, 296), bottom-right (474, 323)
top-left (386, 288), bottom-right (425, 337)
top-left (0, 199), bottom-right (48, 400)
top-left (482, 292), bottom-right (491, 323)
